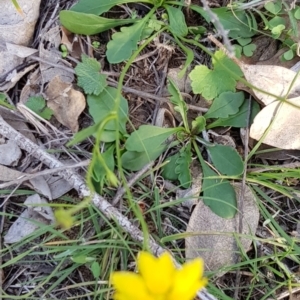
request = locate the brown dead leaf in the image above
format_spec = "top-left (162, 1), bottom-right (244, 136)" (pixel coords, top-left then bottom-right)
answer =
top-left (241, 64), bottom-right (300, 105)
top-left (185, 183), bottom-right (259, 276)
top-left (45, 76), bottom-right (86, 132)
top-left (61, 27), bottom-right (82, 59)
top-left (250, 96), bottom-right (300, 149)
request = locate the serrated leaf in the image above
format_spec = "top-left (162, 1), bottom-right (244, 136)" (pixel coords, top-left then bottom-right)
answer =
top-left (75, 55), bottom-right (107, 95)
top-left (189, 50), bottom-right (243, 100)
top-left (70, 0), bottom-right (153, 15)
top-left (207, 100), bottom-right (260, 129)
top-left (87, 87), bottom-right (128, 141)
top-left (121, 145), bottom-right (166, 171)
top-left (191, 6), bottom-right (255, 39)
top-left (201, 161), bottom-right (237, 218)
top-left (165, 5), bottom-right (188, 37)
top-left (125, 125), bottom-right (179, 152)
top-left (162, 152), bottom-right (180, 181)
top-left (175, 144), bottom-right (192, 188)
top-left (204, 91), bottom-right (245, 119)
top-left (208, 144), bottom-right (244, 176)
top-left (25, 96), bottom-right (53, 120)
top-left (106, 21), bottom-right (146, 64)
top-left (59, 10), bottom-right (136, 35)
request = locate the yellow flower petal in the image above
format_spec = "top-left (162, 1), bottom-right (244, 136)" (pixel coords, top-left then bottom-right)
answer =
top-left (138, 251), bottom-right (176, 295)
top-left (111, 272), bottom-right (155, 300)
top-left (167, 258), bottom-right (207, 300)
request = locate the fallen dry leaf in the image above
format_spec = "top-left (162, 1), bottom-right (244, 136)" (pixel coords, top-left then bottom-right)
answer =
top-left (185, 183), bottom-right (259, 276)
top-left (39, 26), bottom-right (74, 84)
top-left (0, 140), bottom-right (22, 166)
top-left (250, 96), bottom-right (300, 149)
top-left (45, 76), bottom-right (86, 132)
top-left (4, 194), bottom-right (54, 244)
top-left (0, 0), bottom-right (41, 91)
top-left (241, 64), bottom-right (300, 105)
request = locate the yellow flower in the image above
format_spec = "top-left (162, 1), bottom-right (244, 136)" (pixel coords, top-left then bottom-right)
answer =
top-left (111, 251), bottom-right (207, 300)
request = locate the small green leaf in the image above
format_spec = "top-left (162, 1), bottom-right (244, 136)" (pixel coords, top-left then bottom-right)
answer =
top-left (162, 152), bottom-right (180, 181)
top-left (175, 144), bottom-right (192, 188)
top-left (165, 5), bottom-right (188, 37)
top-left (243, 43), bottom-right (256, 57)
top-left (294, 7), bottom-right (300, 19)
top-left (72, 255), bottom-right (95, 263)
top-left (191, 116), bottom-right (206, 135)
top-left (191, 6), bottom-right (255, 38)
top-left (67, 124), bottom-right (98, 146)
top-left (25, 96), bottom-right (53, 120)
top-left (271, 24), bottom-right (285, 38)
top-left (168, 78), bottom-right (189, 130)
top-left (234, 45), bottom-right (242, 58)
top-left (283, 49), bottom-right (294, 61)
top-left (106, 20), bottom-right (146, 64)
top-left (59, 10), bottom-right (136, 35)
top-left (121, 145), bottom-right (166, 171)
top-left (0, 93), bottom-right (14, 110)
top-left (237, 38), bottom-right (251, 46)
top-left (91, 261), bottom-right (101, 279)
top-left (91, 145), bottom-right (115, 183)
top-left (264, 0), bottom-right (282, 15)
top-left (204, 91), bottom-right (244, 119)
top-left (125, 125), bottom-right (178, 152)
top-left (189, 50), bottom-right (243, 100)
top-left (201, 161), bottom-right (237, 218)
top-left (75, 55), bottom-right (107, 95)
top-left (207, 99), bottom-right (260, 129)
top-left (208, 144), bottom-right (244, 176)
top-left (87, 87), bottom-right (128, 141)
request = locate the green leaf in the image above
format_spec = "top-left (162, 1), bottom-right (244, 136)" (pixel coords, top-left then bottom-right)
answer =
top-left (0, 93), bottom-right (14, 110)
top-left (264, 0), bottom-right (282, 15)
top-left (208, 144), bottom-right (244, 176)
top-left (191, 116), bottom-right (206, 135)
top-left (243, 43), bottom-right (256, 57)
top-left (70, 0), bottom-right (153, 15)
top-left (165, 5), bottom-right (188, 37)
top-left (87, 87), bottom-right (128, 141)
top-left (67, 124), bottom-right (98, 146)
top-left (91, 261), bottom-right (101, 279)
top-left (25, 96), bottom-right (53, 120)
top-left (204, 91), bottom-right (244, 119)
top-left (294, 7), bottom-right (300, 20)
top-left (175, 144), bottom-right (192, 188)
top-left (168, 78), bottom-right (189, 130)
top-left (191, 6), bottom-right (255, 38)
top-left (59, 10), bottom-right (136, 35)
top-left (237, 38), bottom-right (251, 46)
top-left (201, 161), bottom-right (237, 218)
top-left (207, 99), bottom-right (260, 129)
top-left (92, 145), bottom-right (115, 182)
top-left (121, 145), bottom-right (166, 171)
top-left (125, 125), bottom-right (178, 152)
top-left (162, 152), bottom-right (180, 181)
top-left (106, 20), bottom-right (146, 64)
top-left (75, 55), bottom-right (107, 95)
top-left (283, 49), bottom-right (294, 61)
top-left (189, 50), bottom-right (243, 100)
